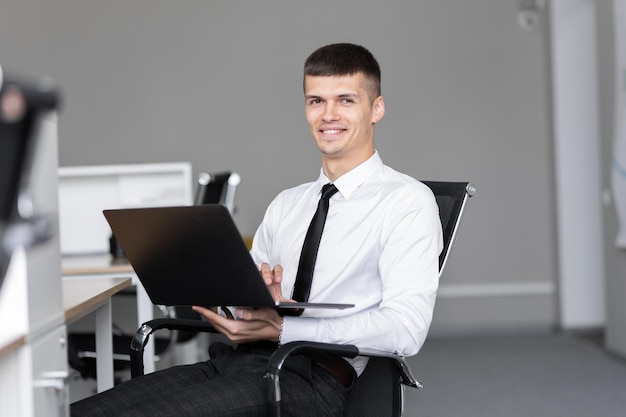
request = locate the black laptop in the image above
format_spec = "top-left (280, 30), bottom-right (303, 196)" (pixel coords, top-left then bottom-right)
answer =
top-left (103, 204), bottom-right (353, 311)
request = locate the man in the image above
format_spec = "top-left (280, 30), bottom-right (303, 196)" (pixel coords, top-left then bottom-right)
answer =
top-left (71, 42), bottom-right (442, 417)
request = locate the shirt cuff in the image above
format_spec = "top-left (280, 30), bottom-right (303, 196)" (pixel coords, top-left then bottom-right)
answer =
top-left (280, 316), bottom-right (320, 344)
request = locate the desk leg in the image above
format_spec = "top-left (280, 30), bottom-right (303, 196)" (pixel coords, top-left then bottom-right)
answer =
top-left (95, 300), bottom-right (114, 392)
top-left (136, 281), bottom-right (155, 374)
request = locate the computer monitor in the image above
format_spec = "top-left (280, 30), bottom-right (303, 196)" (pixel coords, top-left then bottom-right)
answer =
top-left (58, 162), bottom-right (193, 255)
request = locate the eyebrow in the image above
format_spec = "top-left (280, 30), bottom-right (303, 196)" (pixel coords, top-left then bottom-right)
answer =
top-left (305, 93), bottom-right (360, 100)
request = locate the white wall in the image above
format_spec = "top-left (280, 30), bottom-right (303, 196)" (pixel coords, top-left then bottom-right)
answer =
top-left (0, 1), bottom-right (559, 334)
top-left (597, 0), bottom-right (626, 356)
top-left (550, 0), bottom-right (605, 329)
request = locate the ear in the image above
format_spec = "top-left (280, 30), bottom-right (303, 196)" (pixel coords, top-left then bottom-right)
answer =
top-left (371, 96), bottom-right (385, 124)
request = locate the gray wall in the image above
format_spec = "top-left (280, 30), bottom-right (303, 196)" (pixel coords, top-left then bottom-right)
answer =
top-left (0, 1), bottom-right (557, 334)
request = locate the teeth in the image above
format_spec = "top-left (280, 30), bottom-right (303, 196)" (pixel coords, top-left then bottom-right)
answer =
top-left (323, 129), bottom-right (342, 134)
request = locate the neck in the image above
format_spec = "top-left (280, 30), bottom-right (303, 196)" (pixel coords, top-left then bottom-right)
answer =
top-left (322, 149), bottom-right (374, 181)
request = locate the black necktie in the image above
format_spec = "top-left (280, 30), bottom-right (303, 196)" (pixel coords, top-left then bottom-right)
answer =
top-left (290, 183), bottom-right (338, 313)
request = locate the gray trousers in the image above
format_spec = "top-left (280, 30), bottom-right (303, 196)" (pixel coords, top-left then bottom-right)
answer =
top-left (70, 342), bottom-right (351, 417)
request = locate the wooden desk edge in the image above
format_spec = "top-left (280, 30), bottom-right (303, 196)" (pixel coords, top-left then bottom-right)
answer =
top-left (61, 255), bottom-right (135, 276)
top-left (62, 263), bottom-right (135, 276)
top-left (0, 334), bottom-right (27, 358)
top-left (63, 277), bottom-right (133, 323)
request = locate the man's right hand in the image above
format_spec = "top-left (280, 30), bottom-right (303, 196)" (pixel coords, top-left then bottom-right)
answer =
top-left (259, 262), bottom-right (295, 303)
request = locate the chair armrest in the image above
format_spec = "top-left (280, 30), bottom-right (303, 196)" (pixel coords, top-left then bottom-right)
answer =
top-left (130, 318), bottom-right (218, 378)
top-left (357, 347), bottom-right (422, 389)
top-left (264, 341), bottom-right (358, 417)
top-left (263, 341), bottom-right (421, 417)
top-left (265, 341), bottom-right (359, 373)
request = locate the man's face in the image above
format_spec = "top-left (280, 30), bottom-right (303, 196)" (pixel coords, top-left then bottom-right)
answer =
top-left (304, 73), bottom-right (384, 165)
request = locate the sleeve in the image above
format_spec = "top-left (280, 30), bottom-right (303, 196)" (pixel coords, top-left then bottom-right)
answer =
top-left (248, 195), bottom-right (280, 266)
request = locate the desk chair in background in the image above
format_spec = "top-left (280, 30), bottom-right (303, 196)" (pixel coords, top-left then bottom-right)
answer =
top-left (195, 171), bottom-right (240, 212)
top-left (169, 171), bottom-right (241, 344)
top-left (67, 171), bottom-right (241, 382)
top-left (128, 180), bottom-right (475, 417)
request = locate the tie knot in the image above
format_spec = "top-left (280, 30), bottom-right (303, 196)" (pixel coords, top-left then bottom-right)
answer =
top-left (321, 183), bottom-right (338, 201)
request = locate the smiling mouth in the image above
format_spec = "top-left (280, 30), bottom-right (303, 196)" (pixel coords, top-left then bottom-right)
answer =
top-left (320, 128), bottom-right (345, 135)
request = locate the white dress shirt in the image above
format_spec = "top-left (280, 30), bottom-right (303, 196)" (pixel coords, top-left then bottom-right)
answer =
top-left (249, 151), bottom-right (443, 375)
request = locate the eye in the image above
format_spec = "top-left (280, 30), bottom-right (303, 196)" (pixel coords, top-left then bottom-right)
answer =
top-left (307, 98), bottom-right (322, 106)
top-left (340, 98), bottom-right (354, 104)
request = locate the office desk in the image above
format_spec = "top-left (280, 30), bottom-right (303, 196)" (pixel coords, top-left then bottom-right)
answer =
top-left (63, 276), bottom-right (131, 392)
top-left (62, 255), bottom-right (157, 374)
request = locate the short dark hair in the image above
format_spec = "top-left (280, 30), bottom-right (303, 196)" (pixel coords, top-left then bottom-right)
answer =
top-left (303, 43), bottom-right (381, 100)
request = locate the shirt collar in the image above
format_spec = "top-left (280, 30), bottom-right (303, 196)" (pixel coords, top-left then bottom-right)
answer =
top-left (317, 150), bottom-right (383, 199)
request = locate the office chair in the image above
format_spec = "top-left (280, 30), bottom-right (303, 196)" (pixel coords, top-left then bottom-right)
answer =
top-left (67, 171), bottom-right (241, 381)
top-left (128, 181), bottom-right (475, 416)
top-left (170, 171), bottom-right (240, 343)
top-left (194, 171), bottom-right (240, 213)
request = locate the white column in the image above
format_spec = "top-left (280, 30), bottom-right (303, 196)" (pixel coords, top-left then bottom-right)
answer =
top-left (550, 0), bottom-right (606, 328)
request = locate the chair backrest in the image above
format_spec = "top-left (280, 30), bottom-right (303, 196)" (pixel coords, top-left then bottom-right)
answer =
top-left (194, 171), bottom-right (241, 213)
top-left (421, 181), bottom-right (475, 277)
top-left (346, 180), bottom-right (475, 417)
top-left (346, 357), bottom-right (403, 417)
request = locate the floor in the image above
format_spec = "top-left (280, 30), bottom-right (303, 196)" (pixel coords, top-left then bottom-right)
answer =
top-left (402, 332), bottom-right (626, 417)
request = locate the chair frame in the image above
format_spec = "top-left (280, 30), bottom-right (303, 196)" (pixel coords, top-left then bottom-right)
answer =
top-left (129, 181), bottom-right (475, 417)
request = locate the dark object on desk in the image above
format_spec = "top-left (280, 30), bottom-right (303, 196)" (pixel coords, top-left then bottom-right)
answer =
top-left (109, 234), bottom-right (125, 259)
top-left (0, 68), bottom-right (60, 291)
top-left (128, 180), bottom-right (476, 417)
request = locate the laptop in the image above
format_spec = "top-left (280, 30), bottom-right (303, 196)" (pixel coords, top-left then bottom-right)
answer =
top-left (103, 204), bottom-right (354, 311)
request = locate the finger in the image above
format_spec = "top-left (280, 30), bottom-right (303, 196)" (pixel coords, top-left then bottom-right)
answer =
top-left (235, 307), bottom-right (277, 322)
top-left (192, 306), bottom-right (225, 323)
top-left (272, 264), bottom-right (283, 284)
top-left (235, 307), bottom-right (253, 320)
top-left (192, 305), bottom-right (213, 316)
top-left (259, 262), bottom-right (272, 285)
top-left (192, 306), bottom-right (249, 340)
top-left (268, 281), bottom-right (284, 302)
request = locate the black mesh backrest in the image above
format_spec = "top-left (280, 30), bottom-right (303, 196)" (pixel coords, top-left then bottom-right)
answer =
top-left (194, 172), bottom-right (233, 205)
top-left (346, 357), bottom-right (402, 417)
top-left (421, 181), bottom-right (472, 274)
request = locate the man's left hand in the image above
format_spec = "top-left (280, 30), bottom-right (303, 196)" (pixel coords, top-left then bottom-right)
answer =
top-left (192, 305), bottom-right (283, 344)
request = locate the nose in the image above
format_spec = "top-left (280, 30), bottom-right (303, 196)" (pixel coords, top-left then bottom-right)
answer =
top-left (322, 102), bottom-right (339, 122)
